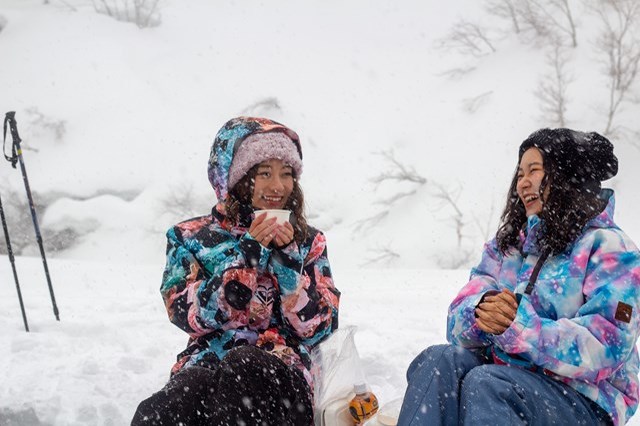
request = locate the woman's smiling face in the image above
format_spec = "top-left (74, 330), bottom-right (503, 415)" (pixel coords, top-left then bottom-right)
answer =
top-left (517, 147), bottom-right (548, 217)
top-left (251, 159), bottom-right (294, 210)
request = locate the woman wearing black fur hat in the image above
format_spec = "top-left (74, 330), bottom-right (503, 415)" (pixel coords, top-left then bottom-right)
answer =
top-left (398, 128), bottom-right (640, 425)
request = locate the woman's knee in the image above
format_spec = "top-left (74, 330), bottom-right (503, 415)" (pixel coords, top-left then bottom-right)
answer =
top-left (461, 364), bottom-right (518, 400)
top-left (408, 344), bottom-right (451, 374)
top-left (408, 344), bottom-right (481, 379)
top-left (219, 345), bottom-right (281, 377)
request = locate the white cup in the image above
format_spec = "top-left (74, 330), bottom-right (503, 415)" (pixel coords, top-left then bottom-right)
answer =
top-left (254, 209), bottom-right (291, 225)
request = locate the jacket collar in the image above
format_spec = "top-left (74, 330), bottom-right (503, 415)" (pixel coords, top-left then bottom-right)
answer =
top-left (519, 188), bottom-right (616, 255)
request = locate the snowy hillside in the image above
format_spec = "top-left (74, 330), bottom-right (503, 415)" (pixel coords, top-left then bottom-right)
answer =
top-left (0, 0), bottom-right (638, 269)
top-left (2, 0), bottom-right (640, 424)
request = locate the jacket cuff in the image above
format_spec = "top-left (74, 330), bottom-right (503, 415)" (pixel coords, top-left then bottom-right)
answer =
top-left (492, 296), bottom-right (534, 352)
top-left (474, 290), bottom-right (500, 318)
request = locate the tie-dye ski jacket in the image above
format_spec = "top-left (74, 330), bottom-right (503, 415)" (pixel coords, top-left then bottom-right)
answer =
top-left (160, 117), bottom-right (340, 389)
top-left (447, 190), bottom-right (640, 425)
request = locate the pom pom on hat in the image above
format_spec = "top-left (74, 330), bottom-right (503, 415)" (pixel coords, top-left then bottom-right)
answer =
top-left (228, 131), bottom-right (303, 190)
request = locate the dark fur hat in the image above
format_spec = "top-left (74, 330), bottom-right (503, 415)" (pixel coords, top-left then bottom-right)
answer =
top-left (519, 128), bottom-right (618, 191)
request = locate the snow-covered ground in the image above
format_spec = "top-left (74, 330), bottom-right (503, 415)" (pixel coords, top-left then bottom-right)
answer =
top-left (0, 256), bottom-right (464, 425)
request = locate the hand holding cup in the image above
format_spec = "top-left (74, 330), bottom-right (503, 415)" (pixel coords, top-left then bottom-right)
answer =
top-left (250, 210), bottom-right (292, 247)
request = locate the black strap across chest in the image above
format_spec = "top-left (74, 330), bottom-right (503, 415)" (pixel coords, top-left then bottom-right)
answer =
top-left (524, 250), bottom-right (550, 295)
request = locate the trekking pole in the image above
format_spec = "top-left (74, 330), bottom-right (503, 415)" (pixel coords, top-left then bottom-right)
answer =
top-left (0, 192), bottom-right (29, 332)
top-left (3, 111), bottom-right (59, 321)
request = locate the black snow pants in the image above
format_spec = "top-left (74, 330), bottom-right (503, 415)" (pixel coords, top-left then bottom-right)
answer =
top-left (131, 345), bottom-right (313, 426)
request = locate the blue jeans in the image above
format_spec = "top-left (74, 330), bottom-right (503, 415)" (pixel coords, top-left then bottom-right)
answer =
top-left (397, 344), bottom-right (611, 426)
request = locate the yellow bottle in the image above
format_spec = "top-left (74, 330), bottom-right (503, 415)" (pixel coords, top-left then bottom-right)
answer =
top-left (348, 383), bottom-right (379, 424)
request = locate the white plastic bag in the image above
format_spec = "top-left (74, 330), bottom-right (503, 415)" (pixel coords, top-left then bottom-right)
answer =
top-left (311, 326), bottom-right (367, 426)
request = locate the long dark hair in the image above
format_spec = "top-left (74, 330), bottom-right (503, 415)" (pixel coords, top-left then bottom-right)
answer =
top-left (225, 165), bottom-right (309, 244)
top-left (496, 148), bottom-right (606, 255)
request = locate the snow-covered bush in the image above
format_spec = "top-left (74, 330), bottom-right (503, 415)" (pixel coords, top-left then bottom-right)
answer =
top-left (0, 187), bottom-right (81, 256)
top-left (0, 187), bottom-right (35, 256)
top-left (24, 107), bottom-right (66, 144)
top-left (157, 184), bottom-right (212, 226)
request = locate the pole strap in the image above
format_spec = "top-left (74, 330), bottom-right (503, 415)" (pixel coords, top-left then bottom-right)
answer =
top-left (3, 112), bottom-right (19, 168)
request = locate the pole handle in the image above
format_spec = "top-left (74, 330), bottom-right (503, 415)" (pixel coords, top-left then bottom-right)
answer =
top-left (5, 111), bottom-right (22, 145)
top-left (3, 111), bottom-right (20, 168)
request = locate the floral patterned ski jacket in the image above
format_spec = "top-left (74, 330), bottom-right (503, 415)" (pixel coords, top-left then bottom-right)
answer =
top-left (448, 190), bottom-right (640, 425)
top-left (160, 117), bottom-right (340, 389)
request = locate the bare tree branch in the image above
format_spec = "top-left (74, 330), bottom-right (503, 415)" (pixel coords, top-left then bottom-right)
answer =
top-left (374, 190), bottom-right (418, 206)
top-left (431, 182), bottom-right (465, 248)
top-left (353, 150), bottom-right (426, 235)
top-left (486, 0), bottom-right (521, 33)
top-left (159, 184), bottom-right (209, 223)
top-left (241, 97), bottom-right (283, 116)
top-left (437, 66), bottom-right (478, 80)
top-left (353, 210), bottom-right (389, 233)
top-left (473, 199), bottom-right (496, 242)
top-left (360, 246), bottom-right (400, 266)
top-left (462, 91), bottom-right (494, 113)
top-left (488, 0), bottom-right (578, 46)
top-left (94, 0), bottom-right (161, 28)
top-left (528, 0), bottom-right (578, 46)
top-left (551, 0), bottom-right (578, 47)
top-left (630, 130), bottom-right (640, 151)
top-left (435, 248), bottom-right (476, 269)
top-left (591, 0), bottom-right (640, 135)
top-left (47, 0), bottom-right (78, 11)
top-left (371, 150), bottom-right (427, 188)
top-left (515, 0), bottom-right (553, 39)
top-left (536, 40), bottom-right (572, 126)
top-left (436, 19), bottom-right (497, 57)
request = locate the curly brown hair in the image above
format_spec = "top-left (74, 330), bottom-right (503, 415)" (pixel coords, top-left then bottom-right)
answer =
top-left (225, 165), bottom-right (309, 244)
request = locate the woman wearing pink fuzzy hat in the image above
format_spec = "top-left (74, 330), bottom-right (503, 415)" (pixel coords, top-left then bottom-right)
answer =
top-left (132, 117), bottom-right (340, 425)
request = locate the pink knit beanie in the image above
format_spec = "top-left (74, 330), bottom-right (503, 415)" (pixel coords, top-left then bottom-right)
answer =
top-left (228, 131), bottom-right (303, 190)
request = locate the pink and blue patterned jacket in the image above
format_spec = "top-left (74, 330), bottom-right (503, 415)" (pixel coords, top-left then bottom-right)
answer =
top-left (448, 190), bottom-right (640, 425)
top-left (160, 117), bottom-right (340, 389)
